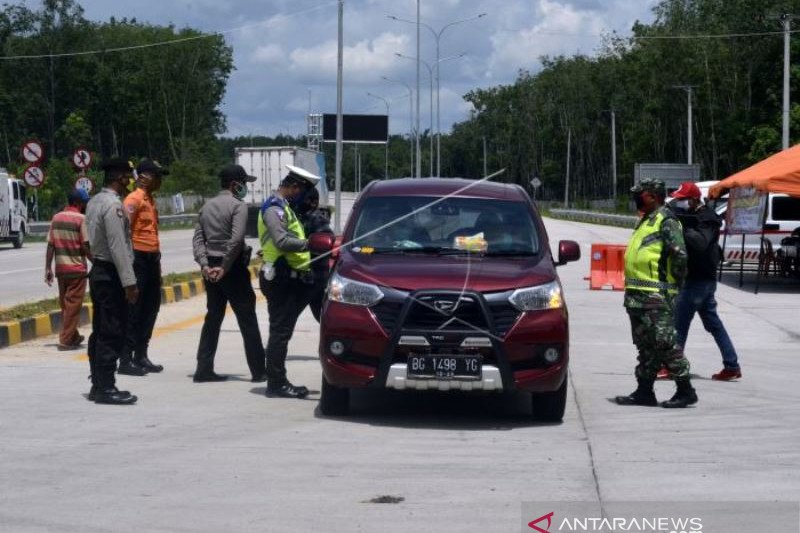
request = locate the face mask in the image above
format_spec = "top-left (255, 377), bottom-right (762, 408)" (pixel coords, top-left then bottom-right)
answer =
top-left (674, 199), bottom-right (690, 210)
top-left (232, 181), bottom-right (248, 201)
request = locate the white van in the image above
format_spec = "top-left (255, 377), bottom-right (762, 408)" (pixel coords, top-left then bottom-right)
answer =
top-left (0, 170), bottom-right (28, 248)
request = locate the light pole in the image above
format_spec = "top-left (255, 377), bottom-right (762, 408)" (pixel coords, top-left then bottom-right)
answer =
top-left (334, 0), bottom-right (344, 232)
top-left (672, 85), bottom-right (697, 165)
top-left (382, 76), bottom-right (414, 177)
top-left (395, 53), bottom-right (434, 177)
top-left (388, 12), bottom-right (486, 177)
top-left (366, 92), bottom-right (390, 180)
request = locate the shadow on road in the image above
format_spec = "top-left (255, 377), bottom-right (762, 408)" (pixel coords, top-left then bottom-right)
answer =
top-left (310, 388), bottom-right (558, 431)
top-left (718, 271), bottom-right (800, 294)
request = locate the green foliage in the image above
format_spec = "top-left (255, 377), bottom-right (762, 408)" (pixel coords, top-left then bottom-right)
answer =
top-left (0, 0), bottom-right (233, 218)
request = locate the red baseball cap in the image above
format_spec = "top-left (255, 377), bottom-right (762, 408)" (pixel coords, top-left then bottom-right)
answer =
top-left (671, 181), bottom-right (701, 200)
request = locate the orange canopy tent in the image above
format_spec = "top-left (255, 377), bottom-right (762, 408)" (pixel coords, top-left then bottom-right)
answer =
top-left (709, 144), bottom-right (800, 199)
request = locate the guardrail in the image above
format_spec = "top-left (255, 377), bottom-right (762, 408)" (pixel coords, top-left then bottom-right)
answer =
top-left (27, 214), bottom-right (198, 235)
top-left (548, 209), bottom-right (638, 228)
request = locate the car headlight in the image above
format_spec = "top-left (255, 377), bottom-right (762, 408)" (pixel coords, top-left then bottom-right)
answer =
top-left (508, 281), bottom-right (563, 311)
top-left (327, 272), bottom-right (384, 307)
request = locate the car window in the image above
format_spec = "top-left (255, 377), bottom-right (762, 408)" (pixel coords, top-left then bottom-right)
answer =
top-left (771, 196), bottom-right (800, 222)
top-left (351, 196), bottom-right (540, 255)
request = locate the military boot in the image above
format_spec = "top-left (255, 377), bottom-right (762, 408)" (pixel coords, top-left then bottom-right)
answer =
top-left (661, 378), bottom-right (698, 408)
top-left (615, 378), bottom-right (658, 406)
top-left (118, 353), bottom-right (148, 376)
top-left (136, 349), bottom-right (164, 373)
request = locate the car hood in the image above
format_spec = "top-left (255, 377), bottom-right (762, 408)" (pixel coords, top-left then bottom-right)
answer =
top-left (337, 251), bottom-right (556, 293)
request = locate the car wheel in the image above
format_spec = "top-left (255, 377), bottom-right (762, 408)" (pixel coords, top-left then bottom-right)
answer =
top-left (530, 378), bottom-right (567, 422)
top-left (320, 375), bottom-right (349, 416)
top-left (12, 230), bottom-right (23, 249)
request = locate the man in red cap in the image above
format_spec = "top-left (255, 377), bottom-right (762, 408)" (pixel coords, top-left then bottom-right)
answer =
top-left (670, 181), bottom-right (741, 381)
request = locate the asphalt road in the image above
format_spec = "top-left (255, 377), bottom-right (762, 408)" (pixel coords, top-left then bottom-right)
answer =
top-left (1, 218), bottom-right (799, 532)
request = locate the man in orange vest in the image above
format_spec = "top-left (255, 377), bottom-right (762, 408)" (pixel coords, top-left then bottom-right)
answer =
top-left (120, 159), bottom-right (168, 375)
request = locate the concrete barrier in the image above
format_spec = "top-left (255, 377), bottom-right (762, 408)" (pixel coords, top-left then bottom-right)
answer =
top-left (549, 209), bottom-right (638, 228)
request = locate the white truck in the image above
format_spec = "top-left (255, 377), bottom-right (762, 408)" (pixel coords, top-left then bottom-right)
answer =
top-left (234, 146), bottom-right (328, 206)
top-left (0, 170), bottom-right (28, 248)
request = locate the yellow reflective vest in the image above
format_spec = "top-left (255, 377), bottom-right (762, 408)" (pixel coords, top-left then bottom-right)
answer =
top-left (257, 203), bottom-right (311, 272)
top-left (624, 210), bottom-right (680, 294)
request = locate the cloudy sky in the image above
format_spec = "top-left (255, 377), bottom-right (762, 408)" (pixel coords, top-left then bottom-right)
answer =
top-left (32, 0), bottom-right (659, 137)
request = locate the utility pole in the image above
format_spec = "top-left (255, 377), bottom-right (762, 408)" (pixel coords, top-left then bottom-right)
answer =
top-left (334, 0), bottom-right (344, 232)
top-left (366, 92), bottom-right (390, 179)
top-left (611, 110), bottom-right (618, 203)
top-left (482, 136), bottom-right (487, 177)
top-left (565, 128), bottom-right (571, 208)
top-left (672, 85), bottom-right (697, 165)
top-left (415, 0), bottom-right (421, 178)
top-left (782, 14), bottom-right (796, 149)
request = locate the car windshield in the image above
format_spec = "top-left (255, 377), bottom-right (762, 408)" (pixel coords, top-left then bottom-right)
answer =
top-left (350, 196), bottom-right (540, 256)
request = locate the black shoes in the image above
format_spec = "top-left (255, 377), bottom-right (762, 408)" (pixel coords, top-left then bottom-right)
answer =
top-left (615, 379), bottom-right (658, 406)
top-left (118, 360), bottom-right (148, 376)
top-left (193, 371), bottom-right (228, 383)
top-left (661, 379), bottom-right (698, 408)
top-left (265, 382), bottom-right (309, 399)
top-left (137, 356), bottom-right (164, 373)
top-left (93, 387), bottom-right (137, 405)
top-left (251, 372), bottom-right (268, 383)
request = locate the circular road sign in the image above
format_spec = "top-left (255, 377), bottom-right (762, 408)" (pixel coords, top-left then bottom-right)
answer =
top-left (72, 148), bottom-right (92, 169)
top-left (21, 140), bottom-right (44, 164)
top-left (75, 175), bottom-right (94, 194)
top-left (23, 165), bottom-right (46, 188)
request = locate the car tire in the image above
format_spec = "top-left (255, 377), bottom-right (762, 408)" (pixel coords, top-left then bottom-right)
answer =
top-left (12, 229), bottom-right (23, 249)
top-left (320, 376), bottom-right (349, 416)
top-left (530, 378), bottom-right (567, 422)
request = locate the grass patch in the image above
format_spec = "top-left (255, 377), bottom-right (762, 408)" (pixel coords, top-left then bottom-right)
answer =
top-left (0, 296), bottom-right (88, 322)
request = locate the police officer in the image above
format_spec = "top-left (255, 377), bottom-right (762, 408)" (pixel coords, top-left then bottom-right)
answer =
top-left (85, 158), bottom-right (139, 405)
top-left (615, 178), bottom-right (698, 409)
top-left (120, 159), bottom-right (168, 375)
top-left (258, 165), bottom-right (320, 399)
top-left (192, 164), bottom-right (266, 382)
top-left (295, 186), bottom-right (333, 322)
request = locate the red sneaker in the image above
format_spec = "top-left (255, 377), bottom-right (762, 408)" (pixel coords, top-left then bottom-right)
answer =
top-left (712, 368), bottom-right (742, 381)
top-left (656, 367), bottom-right (670, 380)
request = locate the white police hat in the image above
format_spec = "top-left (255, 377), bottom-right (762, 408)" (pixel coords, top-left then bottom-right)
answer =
top-left (285, 164), bottom-right (320, 187)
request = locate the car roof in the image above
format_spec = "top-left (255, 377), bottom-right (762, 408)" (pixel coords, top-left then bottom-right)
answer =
top-left (361, 178), bottom-right (526, 201)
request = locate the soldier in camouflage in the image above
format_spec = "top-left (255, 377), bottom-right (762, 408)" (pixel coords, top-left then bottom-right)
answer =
top-left (615, 178), bottom-right (698, 408)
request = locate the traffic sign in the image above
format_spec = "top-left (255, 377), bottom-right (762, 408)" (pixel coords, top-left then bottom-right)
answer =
top-left (75, 175), bottom-right (94, 194)
top-left (23, 165), bottom-right (46, 188)
top-left (530, 177), bottom-right (542, 189)
top-left (21, 140), bottom-right (44, 164)
top-left (72, 147), bottom-right (92, 169)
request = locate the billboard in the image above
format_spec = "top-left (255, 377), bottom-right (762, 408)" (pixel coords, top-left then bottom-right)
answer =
top-left (322, 114), bottom-right (388, 144)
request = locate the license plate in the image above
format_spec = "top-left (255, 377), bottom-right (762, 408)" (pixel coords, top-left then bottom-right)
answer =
top-left (406, 354), bottom-right (482, 380)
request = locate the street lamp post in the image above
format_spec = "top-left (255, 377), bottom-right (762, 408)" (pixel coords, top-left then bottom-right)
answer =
top-left (382, 76), bottom-right (414, 177)
top-left (395, 53), bottom-right (434, 177)
top-left (366, 92), bottom-right (390, 180)
top-left (388, 12), bottom-right (486, 177)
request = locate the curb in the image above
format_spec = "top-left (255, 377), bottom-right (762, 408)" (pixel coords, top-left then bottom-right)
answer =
top-left (0, 266), bottom-right (262, 349)
top-left (1, 276), bottom-right (201, 349)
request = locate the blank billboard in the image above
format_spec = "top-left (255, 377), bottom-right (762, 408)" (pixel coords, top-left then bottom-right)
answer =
top-left (322, 114), bottom-right (388, 144)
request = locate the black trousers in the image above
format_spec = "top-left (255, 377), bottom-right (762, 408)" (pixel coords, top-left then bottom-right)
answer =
top-left (195, 262), bottom-right (265, 377)
top-left (88, 261), bottom-right (127, 389)
top-left (123, 251), bottom-right (162, 361)
top-left (260, 274), bottom-right (312, 384)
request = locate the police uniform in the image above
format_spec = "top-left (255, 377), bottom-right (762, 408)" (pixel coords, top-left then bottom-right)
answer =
top-left (616, 178), bottom-right (697, 408)
top-left (85, 158), bottom-right (138, 404)
top-left (192, 165), bottom-right (265, 382)
top-left (258, 165), bottom-right (319, 397)
top-left (121, 159), bottom-right (168, 375)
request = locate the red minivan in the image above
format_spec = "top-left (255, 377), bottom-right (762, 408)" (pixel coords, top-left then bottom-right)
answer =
top-left (318, 178), bottom-right (580, 421)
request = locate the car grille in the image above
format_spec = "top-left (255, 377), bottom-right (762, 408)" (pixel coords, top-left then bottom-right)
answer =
top-left (370, 294), bottom-right (519, 337)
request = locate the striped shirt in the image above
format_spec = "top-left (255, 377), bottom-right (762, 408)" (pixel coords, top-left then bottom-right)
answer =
top-left (47, 206), bottom-right (89, 278)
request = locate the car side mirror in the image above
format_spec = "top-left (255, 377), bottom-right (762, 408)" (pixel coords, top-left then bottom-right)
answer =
top-left (557, 240), bottom-right (581, 266)
top-left (308, 232), bottom-right (335, 255)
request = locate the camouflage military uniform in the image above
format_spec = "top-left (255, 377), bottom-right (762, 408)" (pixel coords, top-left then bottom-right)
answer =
top-left (624, 205), bottom-right (690, 381)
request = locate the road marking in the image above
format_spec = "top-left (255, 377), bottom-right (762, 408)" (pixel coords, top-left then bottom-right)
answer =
top-left (0, 267), bottom-right (43, 275)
